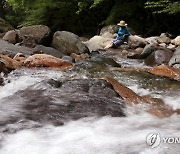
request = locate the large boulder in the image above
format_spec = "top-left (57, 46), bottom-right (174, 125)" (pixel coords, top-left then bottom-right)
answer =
top-left (128, 35), bottom-right (146, 48)
top-left (0, 39), bottom-right (33, 57)
top-left (2, 30), bottom-right (18, 44)
top-left (18, 25), bottom-right (51, 45)
top-left (100, 25), bottom-right (119, 36)
top-left (169, 46), bottom-right (180, 69)
top-left (0, 18), bottom-right (14, 33)
top-left (84, 35), bottom-right (113, 51)
top-left (34, 45), bottom-right (65, 58)
top-left (51, 31), bottom-right (89, 55)
top-left (0, 78), bottom-right (125, 128)
top-left (145, 49), bottom-right (173, 66)
top-left (23, 54), bottom-right (72, 69)
top-left (101, 32), bottom-right (116, 38)
top-left (171, 36), bottom-right (180, 46)
top-left (139, 44), bottom-right (158, 59)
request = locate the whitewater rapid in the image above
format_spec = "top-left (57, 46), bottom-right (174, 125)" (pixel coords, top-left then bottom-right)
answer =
top-left (0, 68), bottom-right (179, 154)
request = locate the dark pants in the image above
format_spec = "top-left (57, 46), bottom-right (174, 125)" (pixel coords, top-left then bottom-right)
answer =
top-left (112, 35), bottom-right (129, 48)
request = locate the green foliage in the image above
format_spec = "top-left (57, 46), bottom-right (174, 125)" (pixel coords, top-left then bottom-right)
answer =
top-left (145, 0), bottom-right (180, 14)
top-left (3, 0), bottom-right (180, 35)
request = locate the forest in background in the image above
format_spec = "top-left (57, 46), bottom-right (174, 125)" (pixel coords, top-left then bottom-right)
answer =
top-left (0, 0), bottom-right (180, 37)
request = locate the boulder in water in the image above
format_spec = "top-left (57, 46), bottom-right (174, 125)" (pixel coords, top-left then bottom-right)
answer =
top-left (52, 31), bottom-right (89, 55)
top-left (145, 49), bottom-right (173, 66)
top-left (0, 78), bottom-right (125, 128)
top-left (34, 45), bottom-right (65, 58)
top-left (128, 35), bottom-right (146, 48)
top-left (148, 64), bottom-right (180, 80)
top-left (169, 46), bottom-right (180, 69)
top-left (23, 54), bottom-right (72, 69)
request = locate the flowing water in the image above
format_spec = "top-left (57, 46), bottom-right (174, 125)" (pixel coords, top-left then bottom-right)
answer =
top-left (0, 54), bottom-right (180, 154)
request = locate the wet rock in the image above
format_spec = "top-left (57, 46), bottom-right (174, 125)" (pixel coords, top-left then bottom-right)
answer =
top-left (84, 35), bottom-right (113, 51)
top-left (103, 77), bottom-right (144, 105)
top-left (52, 31), bottom-right (89, 55)
top-left (139, 44), bottom-right (157, 59)
top-left (148, 64), bottom-right (180, 80)
top-left (0, 79), bottom-right (125, 128)
top-left (0, 59), bottom-right (8, 73)
top-left (13, 53), bottom-right (27, 66)
top-left (23, 54), bottom-right (72, 69)
top-left (0, 76), bottom-right (4, 86)
top-left (0, 54), bottom-right (22, 70)
top-left (2, 30), bottom-right (18, 44)
top-left (169, 46), bottom-right (180, 69)
top-left (70, 53), bottom-right (89, 62)
top-left (103, 76), bottom-right (179, 118)
top-left (127, 52), bottom-right (141, 59)
top-left (61, 55), bottom-right (74, 63)
top-left (145, 49), bottom-right (173, 66)
top-left (34, 45), bottom-right (65, 58)
top-left (0, 39), bottom-right (33, 57)
top-left (171, 36), bottom-right (180, 46)
top-left (18, 25), bottom-right (51, 45)
top-left (128, 35), bottom-right (146, 48)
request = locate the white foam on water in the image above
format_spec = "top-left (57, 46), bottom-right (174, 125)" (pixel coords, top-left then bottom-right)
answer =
top-left (0, 68), bottom-right (64, 101)
top-left (0, 113), bottom-right (179, 154)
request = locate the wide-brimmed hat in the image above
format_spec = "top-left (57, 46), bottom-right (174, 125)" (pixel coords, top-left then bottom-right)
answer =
top-left (117, 20), bottom-right (127, 26)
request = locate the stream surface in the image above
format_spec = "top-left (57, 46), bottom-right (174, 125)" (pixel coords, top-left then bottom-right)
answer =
top-left (0, 53), bottom-right (180, 154)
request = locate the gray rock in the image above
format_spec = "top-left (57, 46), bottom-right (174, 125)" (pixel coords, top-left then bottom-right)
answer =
top-left (145, 49), bottom-right (173, 66)
top-left (139, 44), bottom-right (157, 59)
top-left (128, 35), bottom-right (146, 48)
top-left (3, 30), bottom-right (18, 44)
top-left (34, 45), bottom-right (65, 58)
top-left (0, 39), bottom-right (33, 57)
top-left (169, 46), bottom-right (180, 69)
top-left (0, 78), bottom-right (125, 129)
top-left (100, 25), bottom-right (119, 36)
top-left (52, 31), bottom-right (89, 55)
top-left (84, 35), bottom-right (113, 51)
top-left (18, 25), bottom-right (51, 45)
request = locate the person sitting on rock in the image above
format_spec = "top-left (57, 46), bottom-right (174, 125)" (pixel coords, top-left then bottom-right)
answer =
top-left (104, 20), bottom-right (130, 49)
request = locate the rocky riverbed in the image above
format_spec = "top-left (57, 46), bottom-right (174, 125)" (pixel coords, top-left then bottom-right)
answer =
top-left (0, 24), bottom-right (180, 153)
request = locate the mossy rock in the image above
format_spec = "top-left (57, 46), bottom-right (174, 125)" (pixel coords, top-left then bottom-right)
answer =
top-left (0, 18), bottom-right (14, 33)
